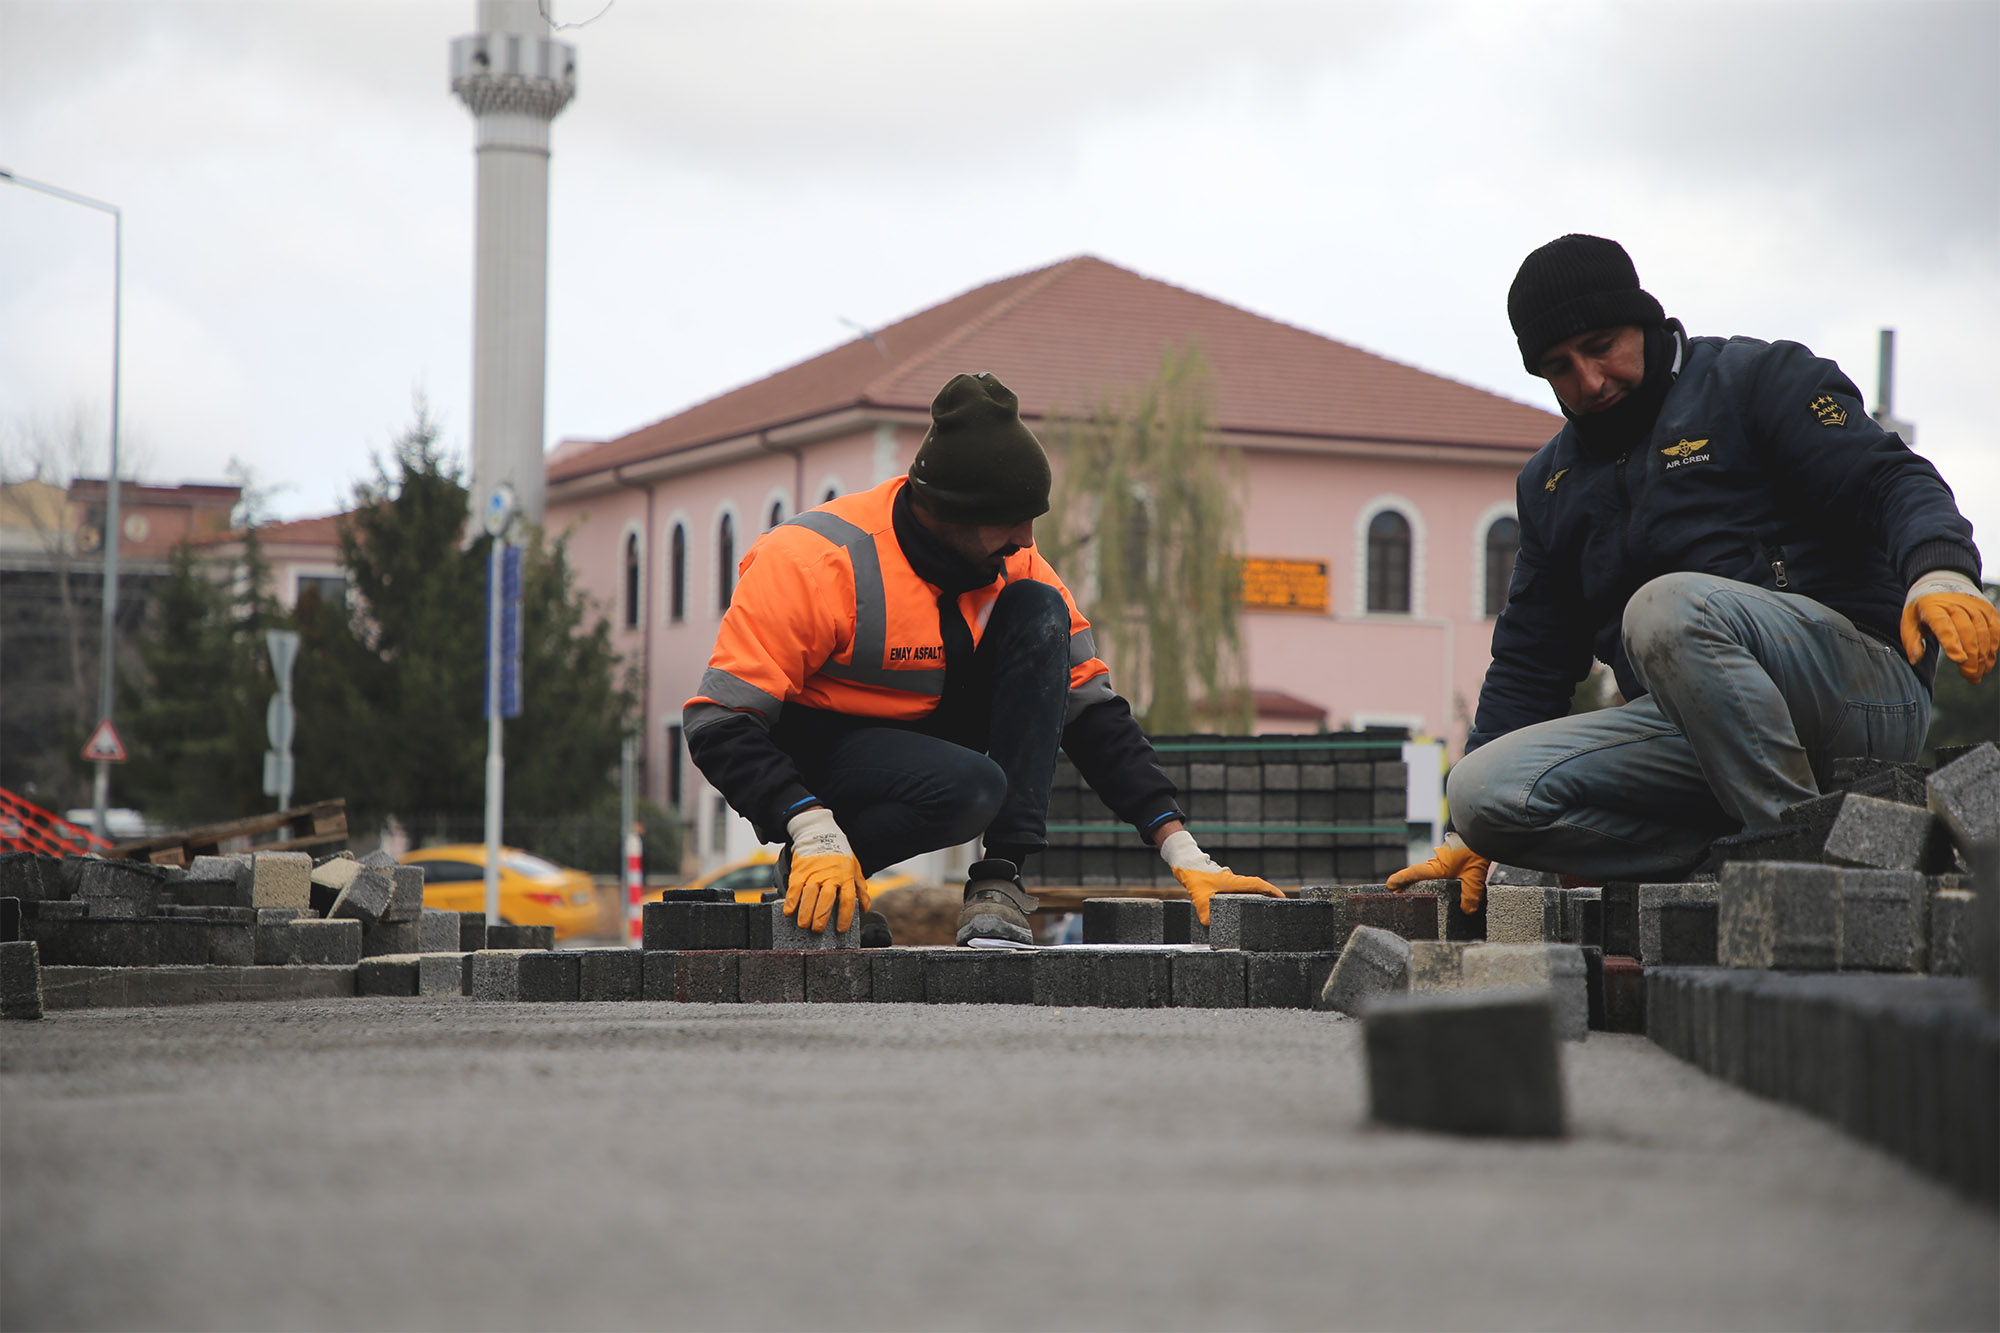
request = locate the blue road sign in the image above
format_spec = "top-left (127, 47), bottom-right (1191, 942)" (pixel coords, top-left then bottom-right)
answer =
top-left (485, 543), bottom-right (523, 719)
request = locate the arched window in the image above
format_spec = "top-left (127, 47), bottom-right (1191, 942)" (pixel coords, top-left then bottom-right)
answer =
top-left (1484, 516), bottom-right (1520, 617)
top-left (717, 512), bottom-right (736, 612)
top-left (1366, 510), bottom-right (1412, 613)
top-left (668, 523), bottom-right (687, 624)
top-left (767, 498), bottom-right (785, 531)
top-left (622, 532), bottom-right (641, 629)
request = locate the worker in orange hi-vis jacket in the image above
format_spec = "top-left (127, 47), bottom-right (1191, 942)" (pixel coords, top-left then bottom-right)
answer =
top-left (684, 372), bottom-right (1283, 947)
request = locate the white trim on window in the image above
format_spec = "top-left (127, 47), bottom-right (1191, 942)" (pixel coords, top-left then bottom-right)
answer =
top-left (760, 487), bottom-right (790, 533)
top-left (1471, 500), bottom-right (1518, 621)
top-left (662, 509), bottom-right (691, 626)
top-left (815, 474), bottom-right (846, 506)
top-left (713, 501), bottom-right (742, 617)
top-left (1353, 494), bottom-right (1425, 617)
top-left (618, 519), bottom-right (646, 630)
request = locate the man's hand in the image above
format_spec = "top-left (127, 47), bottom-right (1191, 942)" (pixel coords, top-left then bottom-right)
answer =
top-left (783, 807), bottom-right (869, 933)
top-left (1388, 832), bottom-right (1491, 914)
top-left (1158, 829), bottom-right (1285, 925)
top-left (1901, 570), bottom-right (1998, 685)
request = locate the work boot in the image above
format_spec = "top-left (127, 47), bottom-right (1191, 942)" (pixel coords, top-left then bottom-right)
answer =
top-left (955, 859), bottom-right (1038, 946)
top-left (859, 910), bottom-right (893, 948)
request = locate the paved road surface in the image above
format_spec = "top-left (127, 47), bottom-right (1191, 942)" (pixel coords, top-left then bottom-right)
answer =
top-left (3, 1000), bottom-right (1994, 1330)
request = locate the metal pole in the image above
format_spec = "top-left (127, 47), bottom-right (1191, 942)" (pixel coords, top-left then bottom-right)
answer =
top-left (1877, 328), bottom-right (1895, 419)
top-left (0, 169), bottom-right (123, 839)
top-left (484, 536), bottom-right (504, 925)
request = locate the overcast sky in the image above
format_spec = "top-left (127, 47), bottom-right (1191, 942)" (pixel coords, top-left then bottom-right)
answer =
top-left (2, 0), bottom-right (1995, 571)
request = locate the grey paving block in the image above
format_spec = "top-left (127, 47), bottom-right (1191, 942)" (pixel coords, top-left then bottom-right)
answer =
top-left (1485, 863), bottom-right (1558, 887)
top-left (1486, 884), bottom-right (1558, 944)
top-left (469, 949), bottom-right (535, 1001)
top-left (0, 853), bottom-right (54, 903)
top-left (1083, 898), bottom-right (1165, 945)
top-left (867, 950), bottom-right (926, 1003)
top-left (1, 940), bottom-right (43, 1019)
top-left (251, 851), bottom-right (312, 912)
top-left (1031, 951), bottom-right (1095, 1006)
top-left (176, 866), bottom-right (254, 910)
top-left (308, 855), bottom-right (361, 914)
top-left (329, 867), bottom-right (395, 924)
top-left (358, 954), bottom-right (421, 996)
top-left (1839, 869), bottom-right (1929, 972)
top-left (1639, 882), bottom-right (1723, 966)
top-left (485, 924), bottom-right (554, 951)
top-left (1238, 898), bottom-right (1339, 952)
top-left (803, 951), bottom-right (872, 1002)
top-left (361, 918), bottom-right (423, 958)
top-left (1161, 900), bottom-right (1203, 945)
top-left (1601, 882), bottom-right (1641, 957)
top-left (382, 866), bottom-right (426, 922)
top-left (1574, 897), bottom-right (1604, 949)
top-left (1347, 893), bottom-right (1438, 942)
top-left (643, 901), bottom-right (746, 951)
top-left (1408, 940), bottom-right (1469, 992)
top-left (1719, 862), bottom-right (1842, 970)
top-left (1365, 990), bottom-right (1565, 1137)
top-left (291, 919), bottom-right (363, 965)
top-left (1461, 943), bottom-right (1589, 1041)
top-left (1928, 743), bottom-right (1999, 850)
top-left (1655, 902), bottom-right (1719, 966)
top-left (1823, 793), bottom-right (1942, 872)
top-left (30, 919), bottom-right (158, 968)
top-left (1930, 889), bottom-right (1975, 976)
top-left (458, 913), bottom-right (487, 953)
top-left (1249, 952), bottom-right (1338, 1009)
top-left (1091, 950), bottom-right (1172, 1008)
top-left (737, 951), bottom-right (806, 1002)
top-left (257, 907), bottom-right (308, 925)
top-left (769, 901), bottom-right (861, 949)
top-left (1169, 950), bottom-right (1245, 1008)
top-left (1204, 894), bottom-right (1271, 949)
top-left (923, 950), bottom-right (1033, 1004)
top-left (1317, 925), bottom-right (1411, 1014)
top-left (648, 951), bottom-right (739, 1002)
top-left (75, 860), bottom-right (168, 918)
top-left (25, 900), bottom-right (87, 922)
top-left (358, 849), bottom-right (399, 870)
top-left (38, 964), bottom-right (358, 1010)
top-left (154, 919), bottom-right (210, 967)
top-left (418, 953), bottom-right (465, 996)
top-left (206, 921), bottom-right (254, 967)
top-left (1583, 946), bottom-right (1606, 1030)
top-left (2, 897), bottom-right (21, 944)
top-left (419, 908), bottom-right (461, 954)
top-left (518, 950), bottom-right (581, 1001)
top-left (578, 948), bottom-right (643, 1001)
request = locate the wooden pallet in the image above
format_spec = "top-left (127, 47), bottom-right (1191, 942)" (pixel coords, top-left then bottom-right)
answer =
top-left (110, 799), bottom-right (348, 867)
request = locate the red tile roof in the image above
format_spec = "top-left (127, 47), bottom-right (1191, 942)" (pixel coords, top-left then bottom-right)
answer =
top-left (551, 255), bottom-right (1558, 484)
top-left (193, 512), bottom-right (346, 549)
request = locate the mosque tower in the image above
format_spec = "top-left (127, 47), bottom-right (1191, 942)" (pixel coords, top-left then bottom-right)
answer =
top-left (449, 1), bottom-right (576, 526)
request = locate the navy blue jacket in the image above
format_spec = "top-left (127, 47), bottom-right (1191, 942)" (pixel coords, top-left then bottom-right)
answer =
top-left (1468, 333), bottom-right (1981, 753)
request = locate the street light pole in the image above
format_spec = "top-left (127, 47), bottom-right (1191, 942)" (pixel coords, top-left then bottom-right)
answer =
top-left (0, 168), bottom-right (124, 838)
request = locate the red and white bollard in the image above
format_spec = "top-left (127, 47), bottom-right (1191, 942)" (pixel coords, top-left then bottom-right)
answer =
top-left (625, 823), bottom-right (644, 947)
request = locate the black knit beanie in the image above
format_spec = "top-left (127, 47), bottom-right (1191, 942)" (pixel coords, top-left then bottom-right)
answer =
top-left (1508, 234), bottom-right (1666, 372)
top-left (907, 372), bottom-right (1052, 525)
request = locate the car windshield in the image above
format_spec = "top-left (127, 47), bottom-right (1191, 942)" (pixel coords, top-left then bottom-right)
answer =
top-left (712, 864), bottom-right (776, 892)
top-left (500, 851), bottom-right (568, 880)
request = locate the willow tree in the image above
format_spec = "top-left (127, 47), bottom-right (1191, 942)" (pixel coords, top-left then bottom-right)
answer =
top-left (1041, 344), bottom-right (1250, 733)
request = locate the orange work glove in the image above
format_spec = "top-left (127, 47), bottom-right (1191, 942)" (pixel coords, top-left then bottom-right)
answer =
top-left (782, 807), bottom-right (870, 933)
top-left (1388, 832), bottom-right (1491, 914)
top-left (1900, 570), bottom-right (1998, 686)
top-left (1159, 829), bottom-right (1285, 925)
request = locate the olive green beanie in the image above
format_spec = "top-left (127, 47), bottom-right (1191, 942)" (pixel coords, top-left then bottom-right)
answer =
top-left (907, 372), bottom-right (1051, 525)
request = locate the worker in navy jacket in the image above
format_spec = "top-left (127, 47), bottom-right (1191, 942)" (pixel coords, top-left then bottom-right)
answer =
top-left (1393, 234), bottom-right (1994, 903)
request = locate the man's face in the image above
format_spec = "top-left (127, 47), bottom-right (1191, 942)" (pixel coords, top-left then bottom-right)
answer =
top-left (1536, 325), bottom-right (1646, 415)
top-left (929, 514), bottom-right (1036, 575)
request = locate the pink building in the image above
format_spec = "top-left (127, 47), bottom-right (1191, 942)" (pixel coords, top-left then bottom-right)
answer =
top-left (546, 256), bottom-right (1558, 867)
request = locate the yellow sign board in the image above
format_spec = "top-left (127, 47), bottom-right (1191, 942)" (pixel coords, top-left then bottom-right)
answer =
top-left (1240, 556), bottom-right (1329, 613)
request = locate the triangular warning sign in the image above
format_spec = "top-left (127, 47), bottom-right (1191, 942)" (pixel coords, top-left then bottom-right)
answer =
top-left (81, 719), bottom-right (127, 763)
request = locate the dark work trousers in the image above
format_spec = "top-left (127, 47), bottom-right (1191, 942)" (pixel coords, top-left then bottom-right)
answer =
top-left (773, 579), bottom-right (1072, 875)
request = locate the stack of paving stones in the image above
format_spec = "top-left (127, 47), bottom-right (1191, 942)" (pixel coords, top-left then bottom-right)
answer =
top-left (0, 847), bottom-right (517, 1012)
top-left (1031, 730), bottom-right (1410, 889)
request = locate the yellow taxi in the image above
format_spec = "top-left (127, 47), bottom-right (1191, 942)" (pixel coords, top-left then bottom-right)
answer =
top-left (399, 844), bottom-right (602, 940)
top-left (656, 849), bottom-right (918, 904)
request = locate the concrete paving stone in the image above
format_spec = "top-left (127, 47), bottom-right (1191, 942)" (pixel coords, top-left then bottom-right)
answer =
top-left (1031, 951), bottom-right (1096, 1006)
top-left (1557, 888), bottom-right (1604, 944)
top-left (1485, 884), bottom-right (1558, 944)
top-left (1408, 940), bottom-right (1469, 992)
top-left (1, 897), bottom-right (19, 944)
top-left (1601, 882), bottom-right (1641, 957)
top-left (1928, 743), bottom-right (1999, 850)
top-left (1347, 892), bottom-right (1438, 942)
top-left (361, 919), bottom-right (423, 958)
top-left (1834, 762), bottom-right (1931, 809)
top-left (1719, 862), bottom-right (1842, 970)
top-left (1091, 950), bottom-right (1173, 1008)
top-left (357, 954), bottom-right (422, 996)
top-left (329, 867), bottom-right (395, 925)
top-left (1, 939), bottom-right (43, 1018)
top-left (1638, 882), bottom-right (1724, 966)
top-left (1169, 950), bottom-right (1245, 1007)
top-left (1574, 897), bottom-right (1604, 948)
top-left (769, 901), bottom-right (860, 950)
top-left (37, 963), bottom-right (358, 1010)
top-left (518, 950), bottom-right (582, 1002)
top-left (0, 853), bottom-right (53, 903)
top-left (1655, 902), bottom-right (1720, 966)
top-left (675, 952), bottom-right (742, 1003)
top-left (175, 869), bottom-right (254, 910)
top-left (418, 908), bottom-right (460, 954)
top-left (639, 950), bottom-right (678, 1000)
top-left (1583, 946), bottom-right (1606, 1029)
top-left (1161, 900), bottom-right (1201, 945)
top-left (924, 949), bottom-right (1033, 1004)
top-left (738, 951), bottom-right (807, 1003)
top-left (308, 855), bottom-right (361, 906)
top-left (205, 922), bottom-right (254, 967)
top-left (469, 950), bottom-right (535, 1001)
top-left (29, 919), bottom-right (158, 968)
top-left (292, 919), bottom-right (363, 966)
top-left (1083, 898), bottom-right (1165, 945)
top-left (358, 848), bottom-right (399, 870)
top-left (1929, 889), bottom-right (1974, 976)
top-left (153, 919), bottom-right (210, 967)
top-left (577, 948), bottom-right (642, 1001)
top-left (457, 913), bottom-right (487, 953)
top-left (378, 867), bottom-right (425, 922)
top-left (1823, 793), bottom-right (1943, 872)
top-left (1364, 989), bottom-right (1565, 1137)
top-left (1204, 893), bottom-right (1268, 949)
top-left (75, 862), bottom-right (166, 919)
top-left (1484, 862), bottom-right (1558, 887)
top-left (256, 908), bottom-right (308, 925)
top-left (1318, 926), bottom-right (1411, 1014)
top-left (418, 953), bottom-right (465, 997)
top-left (867, 950), bottom-right (925, 1003)
top-left (1252, 951), bottom-right (1339, 1009)
top-left (803, 951), bottom-right (871, 1002)
top-left (1239, 898), bottom-right (1339, 952)
top-left (644, 901), bottom-right (742, 952)
top-left (485, 924), bottom-right (554, 951)
top-left (250, 851), bottom-right (312, 912)
top-left (24, 900), bottom-right (87, 922)
top-left (1838, 869), bottom-right (1929, 972)
top-left (1462, 943), bottom-right (1590, 1041)
top-left (1296, 884), bottom-right (1364, 942)
top-left (57, 856), bottom-right (92, 894)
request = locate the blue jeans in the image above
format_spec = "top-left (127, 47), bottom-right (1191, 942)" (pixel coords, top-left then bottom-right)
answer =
top-left (1449, 572), bottom-right (1930, 880)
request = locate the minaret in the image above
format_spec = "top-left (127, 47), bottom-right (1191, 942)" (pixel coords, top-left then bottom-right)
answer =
top-left (450, 1), bottom-right (576, 527)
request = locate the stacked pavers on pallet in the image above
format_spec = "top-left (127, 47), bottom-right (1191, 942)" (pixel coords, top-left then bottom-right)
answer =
top-left (1031, 731), bottom-right (1410, 888)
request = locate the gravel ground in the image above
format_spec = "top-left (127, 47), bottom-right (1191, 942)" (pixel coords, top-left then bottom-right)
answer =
top-left (2, 999), bottom-right (1994, 1331)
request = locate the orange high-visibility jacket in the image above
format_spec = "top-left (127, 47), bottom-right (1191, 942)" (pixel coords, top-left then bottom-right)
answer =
top-left (685, 477), bottom-right (1115, 744)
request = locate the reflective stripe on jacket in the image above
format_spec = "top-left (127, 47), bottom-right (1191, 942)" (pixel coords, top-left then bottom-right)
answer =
top-left (684, 477), bottom-right (1113, 743)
